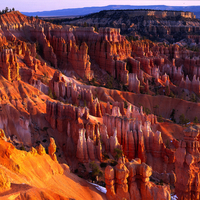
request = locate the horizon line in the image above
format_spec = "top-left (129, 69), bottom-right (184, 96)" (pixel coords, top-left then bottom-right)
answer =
top-left (21, 4), bottom-right (200, 13)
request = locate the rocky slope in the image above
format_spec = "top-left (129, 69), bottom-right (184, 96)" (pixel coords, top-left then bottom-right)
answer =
top-left (0, 132), bottom-right (106, 200)
top-left (0, 10), bottom-right (199, 199)
top-left (62, 9), bottom-right (200, 43)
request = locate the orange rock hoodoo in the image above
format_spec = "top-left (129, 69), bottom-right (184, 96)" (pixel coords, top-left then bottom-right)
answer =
top-left (105, 158), bottom-right (171, 200)
top-left (0, 11), bottom-right (200, 199)
top-left (175, 126), bottom-right (200, 200)
top-left (46, 76), bottom-right (176, 174)
top-left (0, 49), bottom-right (20, 81)
top-left (0, 11), bottom-right (199, 97)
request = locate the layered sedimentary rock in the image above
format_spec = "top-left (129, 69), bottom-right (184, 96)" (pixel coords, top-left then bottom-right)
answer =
top-left (175, 126), bottom-right (200, 200)
top-left (74, 27), bottom-right (131, 80)
top-left (0, 11), bottom-right (181, 165)
top-left (76, 129), bottom-right (89, 162)
top-left (76, 127), bottom-right (103, 162)
top-left (2, 11), bottom-right (200, 98)
top-left (68, 41), bottom-right (93, 80)
top-left (45, 85), bottom-right (170, 166)
top-left (105, 158), bottom-right (171, 200)
top-left (45, 80), bottom-right (175, 173)
top-left (24, 50), bottom-right (39, 71)
top-left (30, 25), bottom-right (94, 79)
top-left (2, 11), bottom-right (200, 200)
top-left (46, 99), bottom-right (88, 131)
top-left (179, 75), bottom-right (200, 94)
top-left (105, 158), bottom-right (130, 200)
top-left (129, 73), bottom-right (140, 93)
top-left (68, 10), bottom-right (198, 44)
top-left (59, 99), bottom-right (174, 176)
top-left (0, 49), bottom-right (20, 81)
top-left (103, 105), bottom-right (175, 172)
top-left (49, 71), bottom-right (104, 117)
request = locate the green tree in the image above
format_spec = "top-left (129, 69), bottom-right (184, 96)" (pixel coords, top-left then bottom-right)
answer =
top-left (84, 100), bottom-right (87, 107)
top-left (114, 148), bottom-right (123, 160)
top-left (20, 144), bottom-right (26, 151)
top-left (5, 7), bottom-right (9, 13)
top-left (48, 88), bottom-right (53, 99)
top-left (165, 140), bottom-right (170, 149)
top-left (153, 104), bottom-right (159, 115)
top-left (165, 86), bottom-right (169, 96)
top-left (89, 161), bottom-right (102, 177)
top-left (106, 76), bottom-right (114, 89)
top-left (179, 114), bottom-right (185, 124)
top-left (157, 115), bottom-right (163, 122)
top-left (169, 91), bottom-right (175, 98)
top-left (83, 22), bottom-right (87, 27)
top-left (170, 109), bottom-right (176, 123)
top-left (35, 41), bottom-right (43, 56)
top-left (190, 93), bottom-right (197, 103)
top-left (194, 116), bottom-right (199, 124)
top-left (124, 101), bottom-right (128, 109)
top-left (143, 107), bottom-right (151, 115)
top-left (102, 152), bottom-right (109, 160)
top-left (179, 114), bottom-right (189, 125)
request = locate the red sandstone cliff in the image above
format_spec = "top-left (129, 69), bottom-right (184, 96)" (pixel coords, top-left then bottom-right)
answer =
top-left (0, 11), bottom-right (199, 199)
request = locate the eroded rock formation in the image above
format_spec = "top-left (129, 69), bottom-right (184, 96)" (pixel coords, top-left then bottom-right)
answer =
top-left (175, 126), bottom-right (200, 200)
top-left (0, 11), bottom-right (200, 199)
top-left (105, 158), bottom-right (171, 200)
top-left (0, 49), bottom-right (20, 81)
top-left (48, 137), bottom-right (58, 162)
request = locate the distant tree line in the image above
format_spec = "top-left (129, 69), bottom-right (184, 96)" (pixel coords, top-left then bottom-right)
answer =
top-left (100, 9), bottom-right (191, 13)
top-left (0, 7), bottom-right (15, 14)
top-left (43, 16), bottom-right (83, 25)
top-left (84, 9), bottom-right (191, 18)
top-left (44, 18), bottom-right (71, 25)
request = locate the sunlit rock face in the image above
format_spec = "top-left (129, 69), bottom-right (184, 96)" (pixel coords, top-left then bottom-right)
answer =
top-left (0, 10), bottom-right (200, 200)
top-left (175, 126), bottom-right (200, 200)
top-left (105, 158), bottom-right (171, 200)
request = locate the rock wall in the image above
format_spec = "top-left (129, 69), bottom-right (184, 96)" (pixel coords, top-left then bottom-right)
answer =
top-left (45, 82), bottom-right (175, 171)
top-left (175, 126), bottom-right (200, 200)
top-left (129, 73), bottom-right (140, 93)
top-left (68, 41), bottom-right (93, 80)
top-left (105, 158), bottom-right (171, 200)
top-left (2, 12), bottom-right (200, 97)
top-left (103, 105), bottom-right (175, 173)
top-left (0, 49), bottom-right (20, 81)
top-left (76, 128), bottom-right (103, 162)
top-left (49, 71), bottom-right (97, 115)
top-left (179, 75), bottom-right (200, 95)
top-left (74, 27), bottom-right (131, 79)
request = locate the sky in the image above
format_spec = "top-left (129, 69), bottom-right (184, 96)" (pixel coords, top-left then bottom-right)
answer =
top-left (1, 0), bottom-right (200, 12)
